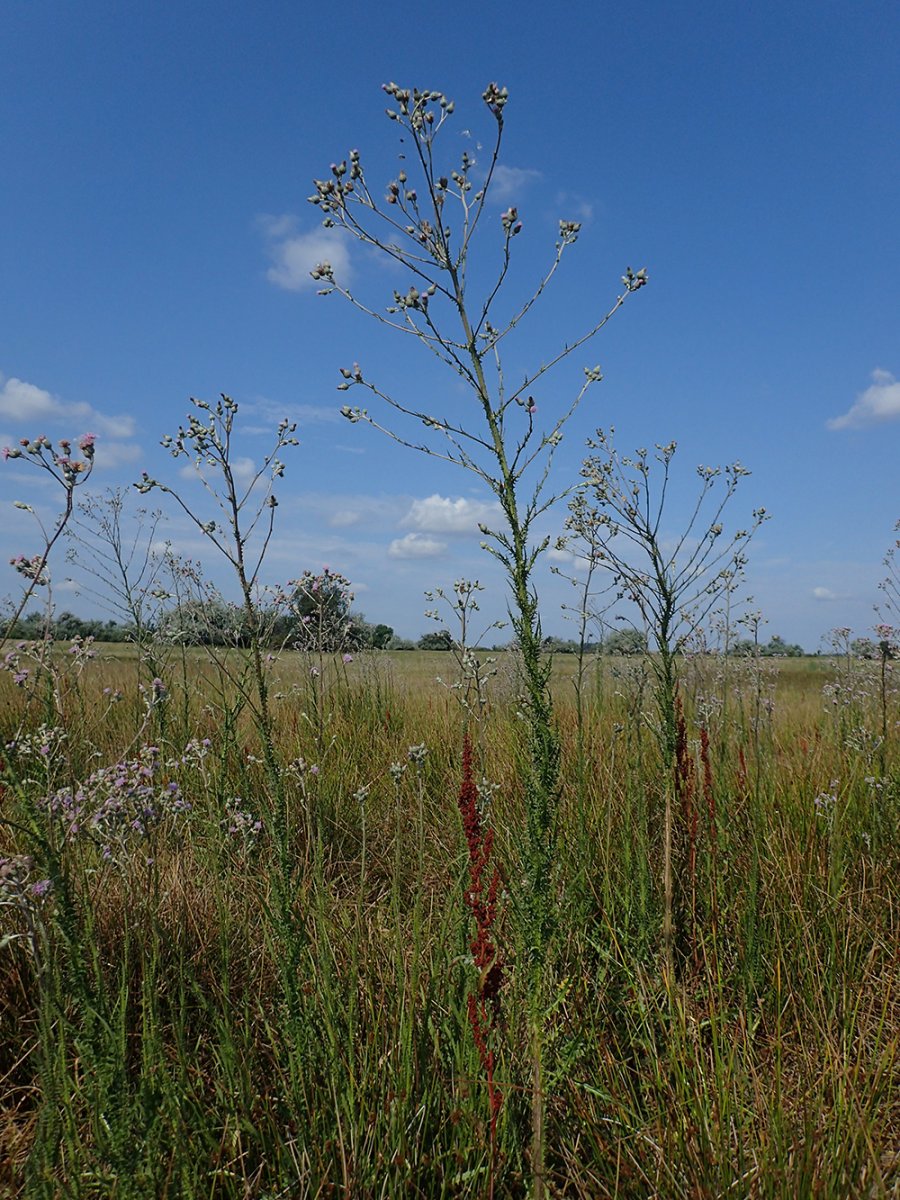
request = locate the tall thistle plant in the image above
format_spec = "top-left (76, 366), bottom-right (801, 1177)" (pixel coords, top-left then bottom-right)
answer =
top-left (310, 82), bottom-right (646, 1193)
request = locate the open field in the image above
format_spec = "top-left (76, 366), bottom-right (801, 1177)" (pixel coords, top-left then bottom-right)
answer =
top-left (1, 645), bottom-right (898, 1197)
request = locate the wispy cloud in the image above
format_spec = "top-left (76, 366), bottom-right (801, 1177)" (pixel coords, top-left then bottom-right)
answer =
top-left (240, 395), bottom-right (342, 435)
top-left (402, 493), bottom-right (501, 535)
top-left (489, 164), bottom-right (542, 203)
top-left (329, 509), bottom-right (360, 528)
top-left (0, 373), bottom-right (136, 439)
top-left (92, 441), bottom-right (143, 471)
top-left (555, 190), bottom-right (595, 224)
top-left (547, 543), bottom-right (592, 573)
top-left (827, 369), bottom-right (900, 430)
top-left (812, 585), bottom-right (838, 601)
top-left (388, 532), bottom-right (447, 559)
top-left (289, 491), bottom-right (406, 532)
top-left (258, 214), bottom-right (352, 292)
top-left (178, 455), bottom-right (256, 486)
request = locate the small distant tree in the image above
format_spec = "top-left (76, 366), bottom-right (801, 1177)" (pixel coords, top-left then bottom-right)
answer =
top-left (156, 596), bottom-right (252, 647)
top-left (762, 634), bottom-right (804, 657)
top-left (603, 627), bottom-right (648, 656)
top-left (369, 622), bottom-right (394, 649)
top-left (852, 636), bottom-right (877, 659)
top-left (280, 568), bottom-right (356, 653)
top-left (540, 636), bottom-right (580, 654)
top-left (728, 638), bottom-right (757, 657)
top-left (417, 629), bottom-right (453, 651)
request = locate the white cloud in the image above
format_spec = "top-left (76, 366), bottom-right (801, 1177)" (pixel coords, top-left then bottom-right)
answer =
top-left (547, 544), bottom-right (592, 573)
top-left (94, 413), bottom-right (137, 439)
top-left (178, 455), bottom-right (256, 486)
top-left (813, 586), bottom-right (838, 601)
top-left (0, 377), bottom-right (58, 422)
top-left (329, 509), bottom-right (360, 528)
top-left (259, 214), bottom-right (352, 292)
top-left (555, 190), bottom-right (595, 224)
top-left (231, 456), bottom-right (256, 485)
top-left (289, 491), bottom-right (406, 533)
top-left (489, 165), bottom-right (542, 203)
top-left (91, 441), bottom-right (143, 471)
top-left (388, 532), bottom-right (447, 559)
top-left (241, 395), bottom-right (341, 433)
top-left (402, 493), bottom-right (501, 535)
top-left (827, 369), bottom-right (900, 431)
top-left (0, 374), bottom-right (136, 440)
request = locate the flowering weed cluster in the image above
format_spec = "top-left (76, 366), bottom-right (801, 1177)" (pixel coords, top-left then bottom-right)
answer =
top-left (0, 853), bottom-right (52, 958)
top-left (221, 798), bottom-right (263, 850)
top-left (38, 744), bottom-right (188, 862)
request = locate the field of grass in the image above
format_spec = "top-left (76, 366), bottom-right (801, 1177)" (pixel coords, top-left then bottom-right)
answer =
top-left (1, 644), bottom-right (898, 1197)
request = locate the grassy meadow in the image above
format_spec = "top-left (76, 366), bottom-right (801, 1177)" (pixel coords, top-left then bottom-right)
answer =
top-left (1, 644), bottom-right (898, 1198)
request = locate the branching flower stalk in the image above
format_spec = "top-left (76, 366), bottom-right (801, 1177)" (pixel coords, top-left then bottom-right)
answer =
top-left (877, 519), bottom-right (900, 626)
top-left (552, 512), bottom-right (619, 813)
top-left (278, 566), bottom-right (358, 756)
top-left (66, 488), bottom-right (171, 689)
top-left (2, 434), bottom-right (96, 648)
top-left (311, 85), bottom-right (646, 1193)
top-left (574, 430), bottom-right (767, 981)
top-left (426, 578), bottom-right (505, 721)
top-left (136, 397), bottom-right (298, 847)
top-left (875, 521), bottom-right (900, 769)
top-left (873, 624), bottom-right (897, 773)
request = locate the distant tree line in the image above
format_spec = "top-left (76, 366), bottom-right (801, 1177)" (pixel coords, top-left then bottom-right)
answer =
top-left (411, 628), bottom-right (812, 656)
top-left (6, 610), bottom-right (135, 643)
top-left (5, 602), bottom-right (395, 652)
top-left (5, 607), bottom-right (813, 657)
top-left (727, 634), bottom-right (806, 657)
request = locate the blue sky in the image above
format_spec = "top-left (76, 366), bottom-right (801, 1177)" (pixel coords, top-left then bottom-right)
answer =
top-left (1, 0), bottom-right (898, 647)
